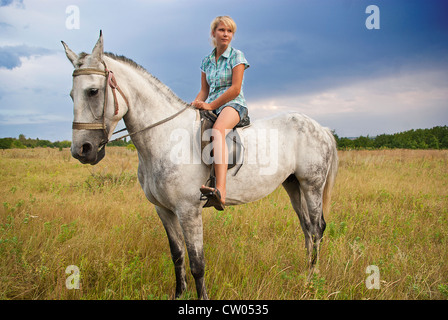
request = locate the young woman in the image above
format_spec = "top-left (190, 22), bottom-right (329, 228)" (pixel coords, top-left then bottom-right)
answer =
top-left (192, 16), bottom-right (250, 210)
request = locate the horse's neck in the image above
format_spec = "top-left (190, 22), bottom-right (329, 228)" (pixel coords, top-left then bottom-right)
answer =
top-left (104, 56), bottom-right (196, 154)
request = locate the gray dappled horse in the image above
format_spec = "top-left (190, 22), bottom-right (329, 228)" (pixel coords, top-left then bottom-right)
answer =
top-left (62, 32), bottom-right (338, 299)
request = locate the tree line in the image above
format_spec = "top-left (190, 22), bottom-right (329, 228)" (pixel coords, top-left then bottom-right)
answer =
top-left (1, 126), bottom-right (447, 150)
top-left (0, 134), bottom-right (71, 150)
top-left (0, 134), bottom-right (132, 150)
top-left (334, 126), bottom-right (448, 150)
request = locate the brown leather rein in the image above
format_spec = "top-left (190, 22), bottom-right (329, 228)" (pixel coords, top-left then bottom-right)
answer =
top-left (71, 61), bottom-right (190, 145)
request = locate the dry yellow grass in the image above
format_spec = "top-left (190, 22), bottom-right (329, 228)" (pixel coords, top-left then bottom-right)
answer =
top-left (1, 148), bottom-right (447, 299)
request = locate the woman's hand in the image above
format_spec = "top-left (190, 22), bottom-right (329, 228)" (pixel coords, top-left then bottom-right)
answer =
top-left (192, 100), bottom-right (212, 110)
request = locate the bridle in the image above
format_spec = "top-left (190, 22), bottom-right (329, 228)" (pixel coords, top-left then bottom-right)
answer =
top-left (72, 60), bottom-right (129, 148)
top-left (71, 60), bottom-right (190, 147)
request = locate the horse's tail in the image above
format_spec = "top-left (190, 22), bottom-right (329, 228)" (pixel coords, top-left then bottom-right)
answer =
top-left (322, 129), bottom-right (338, 219)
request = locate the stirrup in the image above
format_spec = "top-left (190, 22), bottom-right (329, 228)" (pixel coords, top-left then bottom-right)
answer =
top-left (200, 175), bottom-right (216, 201)
top-left (200, 186), bottom-right (225, 211)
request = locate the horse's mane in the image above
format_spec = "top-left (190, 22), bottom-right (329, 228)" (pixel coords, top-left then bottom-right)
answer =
top-left (104, 52), bottom-right (189, 107)
top-left (104, 52), bottom-right (146, 74)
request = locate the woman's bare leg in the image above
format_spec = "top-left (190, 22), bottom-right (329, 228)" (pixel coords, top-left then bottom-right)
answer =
top-left (203, 107), bottom-right (240, 204)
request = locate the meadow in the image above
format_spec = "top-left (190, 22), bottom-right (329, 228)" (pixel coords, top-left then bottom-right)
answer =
top-left (0, 147), bottom-right (447, 300)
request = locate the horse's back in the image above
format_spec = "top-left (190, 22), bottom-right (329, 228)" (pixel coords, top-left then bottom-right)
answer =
top-left (225, 111), bottom-right (336, 205)
top-left (249, 111), bottom-right (335, 147)
top-left (249, 111), bottom-right (336, 180)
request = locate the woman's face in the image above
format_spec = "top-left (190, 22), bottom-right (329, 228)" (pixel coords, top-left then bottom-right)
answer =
top-left (213, 21), bottom-right (233, 47)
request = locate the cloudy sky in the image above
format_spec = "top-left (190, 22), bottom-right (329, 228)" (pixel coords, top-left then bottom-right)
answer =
top-left (0, 0), bottom-right (447, 141)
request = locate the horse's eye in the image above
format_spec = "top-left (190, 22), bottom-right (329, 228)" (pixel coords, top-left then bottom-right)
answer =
top-left (87, 88), bottom-right (99, 97)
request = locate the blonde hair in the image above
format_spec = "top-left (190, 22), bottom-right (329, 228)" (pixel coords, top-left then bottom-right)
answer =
top-left (210, 16), bottom-right (237, 47)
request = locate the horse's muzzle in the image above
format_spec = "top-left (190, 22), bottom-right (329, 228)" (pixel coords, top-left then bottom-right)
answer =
top-left (71, 141), bottom-right (106, 165)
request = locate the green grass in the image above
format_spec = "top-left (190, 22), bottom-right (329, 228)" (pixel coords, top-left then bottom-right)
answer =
top-left (0, 148), bottom-right (447, 299)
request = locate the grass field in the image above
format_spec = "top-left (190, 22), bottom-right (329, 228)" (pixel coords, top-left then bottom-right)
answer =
top-left (1, 147), bottom-right (447, 300)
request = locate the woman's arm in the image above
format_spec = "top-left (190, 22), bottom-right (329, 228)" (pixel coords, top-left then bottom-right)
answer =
top-left (193, 64), bottom-right (245, 111)
top-left (192, 72), bottom-right (209, 104)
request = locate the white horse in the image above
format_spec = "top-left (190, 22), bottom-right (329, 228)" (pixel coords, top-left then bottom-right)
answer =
top-left (62, 32), bottom-right (338, 300)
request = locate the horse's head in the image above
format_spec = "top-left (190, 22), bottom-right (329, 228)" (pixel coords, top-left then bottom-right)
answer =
top-left (62, 31), bottom-right (127, 165)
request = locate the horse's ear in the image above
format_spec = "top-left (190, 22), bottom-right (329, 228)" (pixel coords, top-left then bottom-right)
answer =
top-left (91, 30), bottom-right (103, 61)
top-left (61, 41), bottom-right (78, 67)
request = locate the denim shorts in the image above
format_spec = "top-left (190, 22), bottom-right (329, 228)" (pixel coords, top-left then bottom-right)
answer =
top-left (213, 103), bottom-right (251, 128)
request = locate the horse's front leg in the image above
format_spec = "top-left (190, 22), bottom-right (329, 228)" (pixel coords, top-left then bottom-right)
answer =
top-left (177, 207), bottom-right (209, 300)
top-left (155, 206), bottom-right (187, 298)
